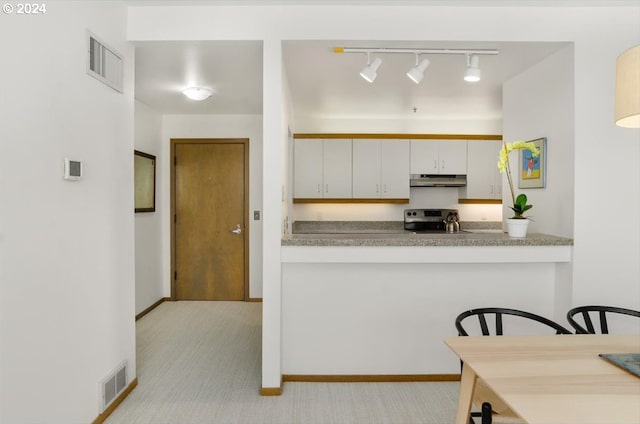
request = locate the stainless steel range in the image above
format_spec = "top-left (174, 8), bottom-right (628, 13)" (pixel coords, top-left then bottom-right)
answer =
top-left (404, 208), bottom-right (460, 232)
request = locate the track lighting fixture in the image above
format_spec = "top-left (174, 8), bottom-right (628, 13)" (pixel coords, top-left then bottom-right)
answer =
top-left (182, 86), bottom-right (213, 101)
top-left (464, 54), bottom-right (481, 82)
top-left (360, 53), bottom-right (382, 83)
top-left (334, 47), bottom-right (498, 84)
top-left (407, 56), bottom-right (431, 84)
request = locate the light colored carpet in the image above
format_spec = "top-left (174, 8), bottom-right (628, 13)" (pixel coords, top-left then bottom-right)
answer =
top-left (105, 301), bottom-right (459, 424)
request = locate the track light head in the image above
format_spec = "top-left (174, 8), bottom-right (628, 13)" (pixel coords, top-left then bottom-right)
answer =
top-left (407, 57), bottom-right (431, 84)
top-left (335, 47), bottom-right (498, 84)
top-left (360, 56), bottom-right (382, 83)
top-left (464, 54), bottom-right (481, 82)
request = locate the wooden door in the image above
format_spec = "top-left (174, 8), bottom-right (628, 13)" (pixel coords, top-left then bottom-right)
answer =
top-left (172, 140), bottom-right (248, 300)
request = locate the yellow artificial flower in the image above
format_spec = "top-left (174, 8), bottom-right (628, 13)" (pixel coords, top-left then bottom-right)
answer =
top-left (497, 140), bottom-right (541, 219)
top-left (497, 141), bottom-right (540, 173)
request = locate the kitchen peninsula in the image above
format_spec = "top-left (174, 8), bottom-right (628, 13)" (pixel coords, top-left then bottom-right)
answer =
top-left (280, 223), bottom-right (573, 379)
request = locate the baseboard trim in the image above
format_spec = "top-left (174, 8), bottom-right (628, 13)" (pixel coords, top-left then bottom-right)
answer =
top-left (92, 378), bottom-right (138, 424)
top-left (283, 374), bottom-right (460, 383)
top-left (260, 386), bottom-right (283, 396)
top-left (247, 297), bottom-right (263, 302)
top-left (136, 297), bottom-right (171, 321)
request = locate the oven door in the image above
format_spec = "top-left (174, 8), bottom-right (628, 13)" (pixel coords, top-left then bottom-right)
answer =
top-left (404, 221), bottom-right (446, 232)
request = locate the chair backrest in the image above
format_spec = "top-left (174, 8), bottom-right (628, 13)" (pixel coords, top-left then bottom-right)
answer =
top-left (456, 307), bottom-right (572, 336)
top-left (566, 305), bottom-right (640, 334)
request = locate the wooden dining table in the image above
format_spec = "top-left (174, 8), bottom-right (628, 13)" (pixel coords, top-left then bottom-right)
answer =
top-left (444, 334), bottom-right (640, 424)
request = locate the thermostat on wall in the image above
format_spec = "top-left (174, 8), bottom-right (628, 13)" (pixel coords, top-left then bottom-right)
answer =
top-left (64, 158), bottom-right (83, 181)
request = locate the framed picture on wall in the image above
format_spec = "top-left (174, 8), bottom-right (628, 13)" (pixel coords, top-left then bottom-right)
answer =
top-left (518, 137), bottom-right (546, 189)
top-left (134, 150), bottom-right (156, 212)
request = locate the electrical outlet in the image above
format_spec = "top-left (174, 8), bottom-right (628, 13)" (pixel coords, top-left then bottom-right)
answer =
top-left (254, 211), bottom-right (260, 220)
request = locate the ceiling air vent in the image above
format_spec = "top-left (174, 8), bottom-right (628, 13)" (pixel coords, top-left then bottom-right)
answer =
top-left (87, 31), bottom-right (123, 93)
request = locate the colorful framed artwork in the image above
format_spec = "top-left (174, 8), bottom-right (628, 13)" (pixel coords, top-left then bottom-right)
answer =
top-left (519, 137), bottom-right (546, 189)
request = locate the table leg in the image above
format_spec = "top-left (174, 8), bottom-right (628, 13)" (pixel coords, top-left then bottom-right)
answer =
top-left (456, 363), bottom-right (477, 424)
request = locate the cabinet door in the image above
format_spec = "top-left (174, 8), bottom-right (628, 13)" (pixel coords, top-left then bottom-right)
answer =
top-left (293, 139), bottom-right (323, 198)
top-left (380, 141), bottom-right (410, 198)
top-left (323, 139), bottom-right (352, 198)
top-left (410, 140), bottom-right (439, 174)
top-left (438, 141), bottom-right (468, 174)
top-left (465, 141), bottom-right (498, 199)
top-left (353, 139), bottom-right (381, 198)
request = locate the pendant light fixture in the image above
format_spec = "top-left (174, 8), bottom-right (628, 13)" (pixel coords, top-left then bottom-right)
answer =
top-left (464, 54), bottom-right (481, 82)
top-left (615, 45), bottom-right (640, 128)
top-left (407, 55), bottom-right (431, 84)
top-left (360, 53), bottom-right (383, 83)
top-left (182, 86), bottom-right (213, 101)
top-left (334, 47), bottom-right (498, 84)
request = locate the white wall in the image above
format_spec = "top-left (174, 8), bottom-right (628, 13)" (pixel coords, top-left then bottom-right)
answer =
top-left (283, 261), bottom-right (557, 374)
top-left (503, 45), bottom-right (575, 237)
top-left (128, 3), bottom-right (640, 390)
top-left (134, 101), bottom-right (164, 314)
top-left (262, 39), bottom-right (285, 389)
top-left (0, 2), bottom-right (135, 423)
top-left (161, 114), bottom-right (264, 298)
top-left (294, 116), bottom-right (501, 134)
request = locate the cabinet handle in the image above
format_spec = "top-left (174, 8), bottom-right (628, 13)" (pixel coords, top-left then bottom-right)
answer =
top-left (433, 159), bottom-right (438, 170)
top-left (325, 184), bottom-right (328, 193)
top-left (491, 184), bottom-right (494, 194)
top-left (441, 160), bottom-right (446, 169)
top-left (383, 184), bottom-right (387, 193)
top-left (376, 184), bottom-right (379, 193)
top-left (317, 184), bottom-right (321, 194)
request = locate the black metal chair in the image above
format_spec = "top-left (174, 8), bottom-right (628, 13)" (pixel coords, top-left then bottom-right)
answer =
top-left (566, 305), bottom-right (640, 334)
top-left (455, 308), bottom-right (572, 424)
top-left (456, 307), bottom-right (573, 337)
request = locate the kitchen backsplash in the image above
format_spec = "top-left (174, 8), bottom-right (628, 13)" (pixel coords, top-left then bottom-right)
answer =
top-left (292, 188), bottom-right (503, 222)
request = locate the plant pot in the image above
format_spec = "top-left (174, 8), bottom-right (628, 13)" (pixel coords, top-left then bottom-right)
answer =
top-left (507, 218), bottom-right (529, 238)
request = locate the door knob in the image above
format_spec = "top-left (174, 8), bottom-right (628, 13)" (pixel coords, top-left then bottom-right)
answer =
top-left (230, 224), bottom-right (242, 235)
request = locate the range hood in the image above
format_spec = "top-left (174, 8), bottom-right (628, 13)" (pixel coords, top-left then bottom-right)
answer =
top-left (410, 174), bottom-right (467, 187)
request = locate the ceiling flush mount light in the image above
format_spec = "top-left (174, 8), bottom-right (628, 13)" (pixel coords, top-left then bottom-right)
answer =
top-left (464, 54), bottom-right (481, 82)
top-left (360, 53), bottom-right (382, 83)
top-left (407, 56), bottom-right (431, 84)
top-left (334, 47), bottom-right (498, 84)
top-left (615, 45), bottom-right (640, 128)
top-left (182, 86), bottom-right (213, 101)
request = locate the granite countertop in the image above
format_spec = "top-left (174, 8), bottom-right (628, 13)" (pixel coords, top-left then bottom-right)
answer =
top-left (283, 221), bottom-right (574, 247)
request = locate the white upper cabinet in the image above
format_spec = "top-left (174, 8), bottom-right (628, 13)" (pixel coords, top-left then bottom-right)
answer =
top-left (380, 141), bottom-right (410, 198)
top-left (294, 139), bottom-right (323, 198)
top-left (323, 139), bottom-right (352, 198)
top-left (352, 139), bottom-right (381, 198)
top-left (353, 139), bottom-right (410, 199)
top-left (294, 139), bottom-right (352, 198)
top-left (464, 141), bottom-right (503, 199)
top-left (410, 140), bottom-right (467, 174)
top-left (410, 140), bottom-right (439, 173)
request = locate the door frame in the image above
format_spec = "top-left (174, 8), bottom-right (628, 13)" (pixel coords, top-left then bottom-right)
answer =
top-left (170, 138), bottom-right (250, 301)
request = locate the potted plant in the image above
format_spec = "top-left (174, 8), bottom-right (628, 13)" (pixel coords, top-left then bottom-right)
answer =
top-left (497, 141), bottom-right (540, 237)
